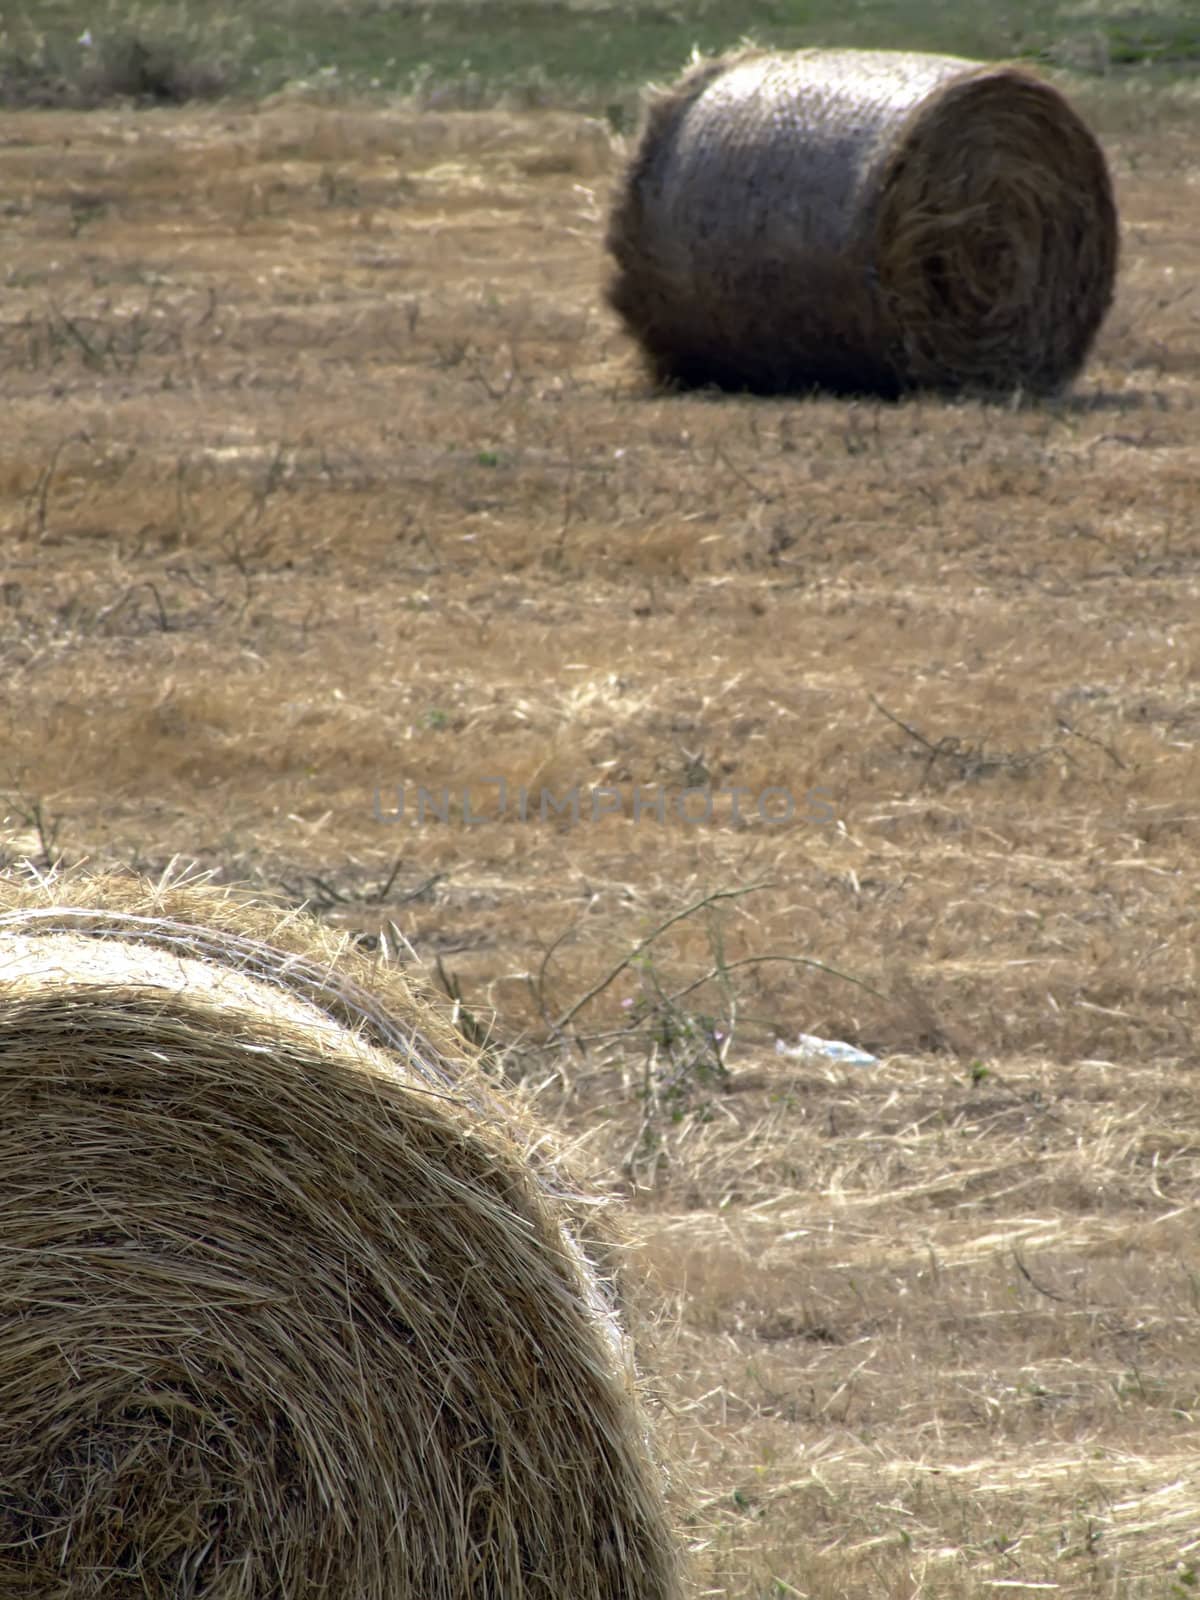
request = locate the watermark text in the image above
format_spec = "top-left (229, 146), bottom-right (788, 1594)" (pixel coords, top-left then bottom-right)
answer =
top-left (371, 779), bottom-right (834, 829)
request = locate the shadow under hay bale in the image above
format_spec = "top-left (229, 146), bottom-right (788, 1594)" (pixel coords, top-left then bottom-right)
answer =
top-left (605, 48), bottom-right (1119, 399)
top-left (0, 870), bottom-right (682, 1600)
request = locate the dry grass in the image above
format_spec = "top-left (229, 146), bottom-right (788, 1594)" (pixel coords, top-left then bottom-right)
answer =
top-left (0, 78), bottom-right (1198, 1597)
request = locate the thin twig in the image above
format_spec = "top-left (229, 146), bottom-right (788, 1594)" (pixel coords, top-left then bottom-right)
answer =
top-left (391, 871), bottom-right (445, 906)
top-left (1056, 717), bottom-right (1127, 770)
top-left (531, 921), bottom-right (580, 1030)
top-left (25, 433), bottom-right (81, 540)
top-left (1013, 1250), bottom-right (1075, 1305)
top-left (553, 882), bottom-right (772, 1032)
top-left (366, 857), bottom-right (407, 904)
top-left (667, 951), bottom-right (891, 1007)
top-left (870, 694), bottom-right (940, 751)
top-left (94, 581), bottom-right (170, 633)
top-left (714, 445), bottom-right (775, 504)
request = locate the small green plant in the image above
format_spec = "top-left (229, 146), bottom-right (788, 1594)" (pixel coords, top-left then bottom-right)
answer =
top-left (3, 796), bottom-right (66, 870)
top-left (433, 954), bottom-right (495, 1056)
top-left (622, 949), bottom-right (731, 1124)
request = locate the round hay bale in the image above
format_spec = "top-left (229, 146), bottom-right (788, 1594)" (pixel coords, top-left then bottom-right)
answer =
top-left (0, 870), bottom-right (682, 1600)
top-left (605, 47), bottom-right (1119, 397)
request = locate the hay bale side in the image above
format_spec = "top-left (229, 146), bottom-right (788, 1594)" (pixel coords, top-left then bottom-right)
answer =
top-left (605, 47), bottom-right (1118, 397)
top-left (0, 870), bottom-right (682, 1600)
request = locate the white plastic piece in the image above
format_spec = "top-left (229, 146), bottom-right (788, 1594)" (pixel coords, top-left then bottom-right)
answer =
top-left (775, 1033), bottom-right (879, 1067)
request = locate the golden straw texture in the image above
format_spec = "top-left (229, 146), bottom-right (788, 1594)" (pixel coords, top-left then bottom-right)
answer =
top-left (606, 48), bottom-right (1118, 397)
top-left (0, 869), bottom-right (682, 1600)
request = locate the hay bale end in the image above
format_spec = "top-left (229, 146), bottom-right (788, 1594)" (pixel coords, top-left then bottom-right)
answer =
top-left (0, 870), bottom-right (682, 1600)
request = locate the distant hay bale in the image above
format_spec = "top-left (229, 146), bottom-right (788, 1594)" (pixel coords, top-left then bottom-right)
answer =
top-left (605, 48), bottom-right (1118, 397)
top-left (0, 870), bottom-right (682, 1600)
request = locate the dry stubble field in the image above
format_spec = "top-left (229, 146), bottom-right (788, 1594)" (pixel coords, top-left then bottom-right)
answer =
top-left (1, 72), bottom-right (1199, 1598)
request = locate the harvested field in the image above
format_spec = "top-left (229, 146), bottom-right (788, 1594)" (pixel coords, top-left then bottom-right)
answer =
top-left (1, 66), bottom-right (1198, 1599)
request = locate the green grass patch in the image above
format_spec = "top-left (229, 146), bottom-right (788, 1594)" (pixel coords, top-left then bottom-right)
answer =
top-left (2, 0), bottom-right (1198, 109)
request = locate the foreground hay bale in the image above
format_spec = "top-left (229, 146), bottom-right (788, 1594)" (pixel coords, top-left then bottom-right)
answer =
top-left (0, 871), bottom-right (681, 1600)
top-left (606, 48), bottom-right (1118, 397)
